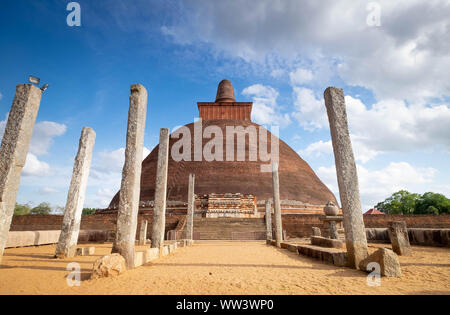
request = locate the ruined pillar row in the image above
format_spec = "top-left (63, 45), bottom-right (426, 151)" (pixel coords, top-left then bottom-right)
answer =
top-left (0, 84), bottom-right (42, 265)
top-left (324, 87), bottom-right (368, 269)
top-left (151, 128), bottom-right (170, 249)
top-left (265, 200), bottom-right (273, 241)
top-left (55, 127), bottom-right (96, 259)
top-left (272, 163), bottom-right (283, 247)
top-left (186, 173), bottom-right (195, 240)
top-left (112, 84), bottom-right (148, 269)
top-left (138, 220), bottom-right (148, 246)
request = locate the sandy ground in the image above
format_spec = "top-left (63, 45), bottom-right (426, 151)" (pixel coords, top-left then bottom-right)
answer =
top-left (0, 241), bottom-right (449, 295)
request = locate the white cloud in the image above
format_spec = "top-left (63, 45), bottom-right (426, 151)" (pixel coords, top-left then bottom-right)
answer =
top-left (299, 140), bottom-right (333, 158)
top-left (88, 188), bottom-right (117, 208)
top-left (29, 121), bottom-right (67, 155)
top-left (38, 187), bottom-right (59, 195)
top-left (0, 92), bottom-right (3, 101)
top-left (0, 116), bottom-right (66, 156)
top-left (22, 153), bottom-right (51, 177)
top-left (289, 67), bottom-right (313, 85)
top-left (345, 96), bottom-right (450, 153)
top-left (91, 146), bottom-right (151, 178)
top-left (143, 146), bottom-right (151, 159)
top-left (292, 87), bottom-right (327, 131)
top-left (296, 93), bottom-right (450, 161)
top-left (317, 162), bottom-right (437, 211)
top-left (242, 84), bottom-right (291, 126)
top-left (0, 114), bottom-right (6, 139)
top-left (300, 137), bottom-right (380, 164)
top-left (270, 69), bottom-right (285, 79)
top-left (162, 0), bottom-right (450, 101)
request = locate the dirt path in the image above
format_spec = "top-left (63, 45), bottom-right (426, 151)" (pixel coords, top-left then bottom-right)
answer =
top-left (0, 241), bottom-right (449, 295)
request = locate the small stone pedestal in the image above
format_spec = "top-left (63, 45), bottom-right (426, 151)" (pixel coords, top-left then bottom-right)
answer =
top-left (321, 216), bottom-right (344, 240)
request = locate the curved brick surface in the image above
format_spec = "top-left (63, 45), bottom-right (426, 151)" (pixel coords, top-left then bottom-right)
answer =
top-left (109, 120), bottom-right (337, 208)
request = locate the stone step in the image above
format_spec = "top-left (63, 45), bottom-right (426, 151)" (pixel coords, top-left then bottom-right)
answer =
top-left (296, 244), bottom-right (347, 267)
top-left (190, 218), bottom-right (267, 240)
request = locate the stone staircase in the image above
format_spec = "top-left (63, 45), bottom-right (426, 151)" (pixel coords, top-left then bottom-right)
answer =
top-left (193, 218), bottom-right (266, 240)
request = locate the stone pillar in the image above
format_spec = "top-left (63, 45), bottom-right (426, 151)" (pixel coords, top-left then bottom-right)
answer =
top-left (272, 163), bottom-right (283, 247)
top-left (186, 173), bottom-right (195, 240)
top-left (312, 227), bottom-right (321, 237)
top-left (324, 87), bottom-right (368, 269)
top-left (388, 221), bottom-right (412, 256)
top-left (138, 220), bottom-right (148, 246)
top-left (0, 84), bottom-right (42, 265)
top-left (55, 127), bottom-right (96, 258)
top-left (265, 200), bottom-right (273, 240)
top-left (112, 84), bottom-right (147, 269)
top-left (151, 128), bottom-right (170, 249)
top-left (329, 221), bottom-right (339, 240)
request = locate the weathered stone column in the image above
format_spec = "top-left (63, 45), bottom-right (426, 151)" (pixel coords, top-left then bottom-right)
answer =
top-left (388, 221), bottom-right (411, 256)
top-left (112, 84), bottom-right (147, 269)
top-left (272, 163), bottom-right (283, 247)
top-left (55, 127), bottom-right (96, 258)
top-left (324, 87), bottom-right (368, 269)
top-left (186, 173), bottom-right (195, 240)
top-left (329, 221), bottom-right (339, 240)
top-left (0, 84), bottom-right (42, 265)
top-left (151, 128), bottom-right (170, 249)
top-left (312, 227), bottom-right (321, 237)
top-left (138, 220), bottom-right (148, 246)
top-left (265, 200), bottom-right (273, 240)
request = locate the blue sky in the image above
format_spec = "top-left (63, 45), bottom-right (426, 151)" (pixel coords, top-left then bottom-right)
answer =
top-left (0, 0), bottom-right (449, 211)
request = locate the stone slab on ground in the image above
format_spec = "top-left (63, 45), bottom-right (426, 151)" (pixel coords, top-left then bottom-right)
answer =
top-left (311, 236), bottom-right (344, 249)
top-left (6, 231), bottom-right (61, 248)
top-left (359, 248), bottom-right (402, 277)
top-left (280, 242), bottom-right (289, 249)
top-left (76, 247), bottom-right (95, 256)
top-left (6, 230), bottom-right (116, 249)
top-left (297, 244), bottom-right (348, 267)
top-left (134, 251), bottom-right (145, 268)
top-left (144, 248), bottom-right (159, 262)
top-left (286, 244), bottom-right (299, 253)
top-left (366, 228), bottom-right (450, 247)
top-left (168, 243), bottom-right (176, 253)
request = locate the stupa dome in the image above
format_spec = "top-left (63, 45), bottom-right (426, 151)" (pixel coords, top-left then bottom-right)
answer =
top-left (109, 80), bottom-right (337, 210)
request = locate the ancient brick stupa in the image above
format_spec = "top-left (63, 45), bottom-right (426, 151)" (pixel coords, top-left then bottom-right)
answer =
top-left (107, 80), bottom-right (337, 216)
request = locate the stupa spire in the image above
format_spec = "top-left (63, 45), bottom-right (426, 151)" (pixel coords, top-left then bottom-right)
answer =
top-left (215, 79), bottom-right (235, 103)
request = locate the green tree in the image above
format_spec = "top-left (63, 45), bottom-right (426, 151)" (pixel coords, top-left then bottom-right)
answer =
top-left (30, 202), bottom-right (52, 215)
top-left (82, 208), bottom-right (97, 215)
top-left (14, 203), bottom-right (31, 216)
top-left (415, 192), bottom-right (450, 215)
top-left (375, 190), bottom-right (420, 214)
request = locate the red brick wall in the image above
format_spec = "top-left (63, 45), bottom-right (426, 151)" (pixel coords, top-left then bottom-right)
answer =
top-left (11, 214), bottom-right (182, 239)
top-left (11, 213), bottom-right (449, 240)
top-left (363, 214), bottom-right (450, 229)
top-left (281, 214), bottom-right (325, 238)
